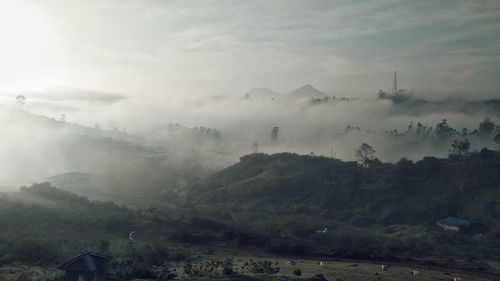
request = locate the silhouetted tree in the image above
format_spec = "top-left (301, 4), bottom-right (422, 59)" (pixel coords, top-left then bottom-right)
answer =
top-left (356, 143), bottom-right (376, 167)
top-left (435, 119), bottom-right (455, 140)
top-left (478, 118), bottom-right (495, 137)
top-left (450, 138), bottom-right (471, 155)
top-left (416, 122), bottom-right (425, 136)
top-left (271, 127), bottom-right (279, 141)
top-left (406, 121), bottom-right (414, 135)
top-left (377, 89), bottom-right (387, 99)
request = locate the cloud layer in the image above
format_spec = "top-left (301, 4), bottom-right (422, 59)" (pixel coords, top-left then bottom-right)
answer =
top-left (0, 0), bottom-right (499, 99)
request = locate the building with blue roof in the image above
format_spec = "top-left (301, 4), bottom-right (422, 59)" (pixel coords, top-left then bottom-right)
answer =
top-left (437, 217), bottom-right (471, 232)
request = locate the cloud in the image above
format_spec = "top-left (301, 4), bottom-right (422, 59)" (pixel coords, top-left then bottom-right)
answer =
top-left (1, 0), bottom-right (499, 99)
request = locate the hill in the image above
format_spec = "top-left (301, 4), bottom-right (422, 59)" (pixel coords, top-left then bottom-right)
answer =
top-left (0, 107), bottom-right (143, 143)
top-left (245, 88), bottom-right (281, 99)
top-left (287, 85), bottom-right (325, 99)
top-left (0, 109), bottom-right (215, 201)
top-left (1, 155), bottom-right (500, 278)
top-left (0, 108), bottom-right (154, 187)
top-left (0, 182), bottom-right (263, 279)
top-left (187, 150), bottom-right (500, 262)
top-left (190, 151), bottom-right (500, 224)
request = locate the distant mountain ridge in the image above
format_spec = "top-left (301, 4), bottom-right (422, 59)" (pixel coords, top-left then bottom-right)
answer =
top-left (244, 84), bottom-right (326, 100)
top-left (287, 84), bottom-right (325, 98)
top-left (246, 88), bottom-right (281, 99)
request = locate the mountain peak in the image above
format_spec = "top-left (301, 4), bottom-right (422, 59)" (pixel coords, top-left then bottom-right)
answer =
top-left (288, 84), bottom-right (325, 98)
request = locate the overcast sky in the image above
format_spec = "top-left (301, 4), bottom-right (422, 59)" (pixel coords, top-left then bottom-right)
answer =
top-left (0, 0), bottom-right (499, 99)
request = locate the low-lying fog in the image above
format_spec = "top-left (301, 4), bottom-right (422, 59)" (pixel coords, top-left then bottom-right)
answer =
top-left (0, 87), bottom-right (498, 190)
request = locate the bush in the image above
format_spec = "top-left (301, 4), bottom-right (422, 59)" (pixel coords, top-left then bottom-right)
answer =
top-left (20, 182), bottom-right (89, 205)
top-left (157, 266), bottom-right (177, 280)
top-left (8, 239), bottom-right (60, 265)
top-left (242, 259), bottom-right (280, 274)
top-left (293, 268), bottom-right (302, 276)
top-left (222, 258), bottom-right (236, 276)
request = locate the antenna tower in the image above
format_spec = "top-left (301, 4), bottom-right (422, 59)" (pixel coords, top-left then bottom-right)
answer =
top-left (253, 141), bottom-right (258, 153)
top-left (392, 71), bottom-right (398, 94)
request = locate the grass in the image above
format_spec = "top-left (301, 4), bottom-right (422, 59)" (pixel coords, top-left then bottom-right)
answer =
top-left (0, 242), bottom-right (495, 281)
top-left (0, 266), bottom-right (62, 281)
top-left (169, 251), bottom-right (495, 281)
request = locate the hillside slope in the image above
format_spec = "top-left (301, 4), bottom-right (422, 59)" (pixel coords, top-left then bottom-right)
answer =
top-left (187, 151), bottom-right (500, 262)
top-left (191, 151), bottom-right (500, 226)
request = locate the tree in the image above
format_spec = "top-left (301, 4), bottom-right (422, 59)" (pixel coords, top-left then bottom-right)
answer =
top-left (434, 119), bottom-right (455, 140)
top-left (356, 143), bottom-right (376, 167)
top-left (478, 118), bottom-right (495, 137)
top-left (416, 122), bottom-right (425, 136)
top-left (15, 95), bottom-right (26, 108)
top-left (271, 127), bottom-right (279, 141)
top-left (450, 138), bottom-right (471, 155)
top-left (377, 90), bottom-right (387, 99)
top-left (406, 121), bottom-right (414, 135)
top-left (293, 268), bottom-right (302, 276)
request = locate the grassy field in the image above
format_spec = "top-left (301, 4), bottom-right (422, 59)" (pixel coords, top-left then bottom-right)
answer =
top-left (165, 251), bottom-right (497, 281)
top-left (0, 266), bottom-right (62, 281)
top-left (1, 251), bottom-right (496, 281)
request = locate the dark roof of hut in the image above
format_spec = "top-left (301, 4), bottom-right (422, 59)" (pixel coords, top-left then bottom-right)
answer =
top-left (59, 251), bottom-right (112, 272)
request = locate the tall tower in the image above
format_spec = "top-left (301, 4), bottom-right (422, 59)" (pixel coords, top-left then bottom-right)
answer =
top-left (392, 71), bottom-right (398, 94)
top-left (253, 141), bottom-right (258, 153)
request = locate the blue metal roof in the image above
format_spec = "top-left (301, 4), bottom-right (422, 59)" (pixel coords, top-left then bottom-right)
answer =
top-left (437, 217), bottom-right (471, 227)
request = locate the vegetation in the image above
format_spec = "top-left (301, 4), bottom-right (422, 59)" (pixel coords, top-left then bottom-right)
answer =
top-left (189, 150), bottom-right (500, 262)
top-left (355, 143), bottom-right (377, 166)
top-left (450, 138), bottom-right (471, 154)
top-left (1, 149), bottom-right (500, 279)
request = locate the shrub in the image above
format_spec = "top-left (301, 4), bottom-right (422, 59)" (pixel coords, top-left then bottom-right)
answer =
top-left (293, 268), bottom-right (302, 276)
top-left (243, 259), bottom-right (280, 274)
top-left (8, 239), bottom-right (60, 265)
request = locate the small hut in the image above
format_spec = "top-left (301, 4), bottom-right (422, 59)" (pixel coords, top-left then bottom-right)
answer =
top-left (59, 251), bottom-right (112, 281)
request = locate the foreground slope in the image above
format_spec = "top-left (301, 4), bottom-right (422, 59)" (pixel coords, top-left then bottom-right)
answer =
top-left (188, 151), bottom-right (500, 263)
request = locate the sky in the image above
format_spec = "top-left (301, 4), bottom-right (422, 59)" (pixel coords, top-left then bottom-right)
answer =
top-left (0, 0), bottom-right (499, 100)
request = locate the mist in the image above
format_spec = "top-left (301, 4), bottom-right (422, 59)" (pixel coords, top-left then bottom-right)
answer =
top-left (0, 0), bottom-right (499, 190)
top-left (1, 87), bottom-right (498, 191)
top-left (1, 2), bottom-right (500, 279)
